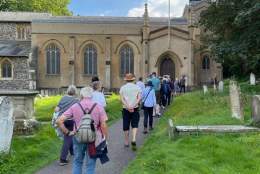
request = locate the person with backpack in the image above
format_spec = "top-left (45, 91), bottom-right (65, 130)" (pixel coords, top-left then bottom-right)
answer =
top-left (160, 79), bottom-right (171, 107)
top-left (52, 85), bottom-right (78, 166)
top-left (142, 81), bottom-right (156, 134)
top-left (57, 87), bottom-right (108, 174)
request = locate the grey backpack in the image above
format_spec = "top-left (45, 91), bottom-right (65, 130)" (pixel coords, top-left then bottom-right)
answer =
top-left (75, 103), bottom-right (97, 144)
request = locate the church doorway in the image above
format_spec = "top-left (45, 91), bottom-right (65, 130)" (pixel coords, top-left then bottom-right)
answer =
top-left (159, 57), bottom-right (175, 79)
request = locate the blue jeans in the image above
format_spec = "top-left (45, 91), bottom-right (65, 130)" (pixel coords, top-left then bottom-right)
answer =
top-left (72, 138), bottom-right (96, 174)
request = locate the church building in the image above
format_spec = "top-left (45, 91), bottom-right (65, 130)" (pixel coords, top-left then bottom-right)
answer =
top-left (1, 0), bottom-right (222, 92)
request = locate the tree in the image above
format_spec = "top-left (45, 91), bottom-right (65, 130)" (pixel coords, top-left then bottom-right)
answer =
top-left (0, 0), bottom-right (72, 16)
top-left (200, 0), bottom-right (260, 78)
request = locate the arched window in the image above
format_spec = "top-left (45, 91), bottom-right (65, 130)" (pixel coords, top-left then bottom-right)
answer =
top-left (120, 45), bottom-right (134, 75)
top-left (202, 55), bottom-right (210, 70)
top-left (1, 60), bottom-right (12, 78)
top-left (84, 44), bottom-right (97, 75)
top-left (46, 43), bottom-right (60, 75)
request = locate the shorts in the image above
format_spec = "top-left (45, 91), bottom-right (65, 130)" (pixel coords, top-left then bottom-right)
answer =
top-left (122, 108), bottom-right (140, 131)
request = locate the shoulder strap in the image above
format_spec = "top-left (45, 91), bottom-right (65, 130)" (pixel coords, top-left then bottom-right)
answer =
top-left (88, 103), bottom-right (97, 114)
top-left (77, 102), bottom-right (86, 114)
top-left (144, 88), bottom-right (152, 103)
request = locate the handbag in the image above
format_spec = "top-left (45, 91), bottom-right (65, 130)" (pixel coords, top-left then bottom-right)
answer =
top-left (141, 88), bottom-right (152, 110)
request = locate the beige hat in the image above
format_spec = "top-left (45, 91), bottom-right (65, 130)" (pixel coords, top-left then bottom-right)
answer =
top-left (124, 73), bottom-right (136, 81)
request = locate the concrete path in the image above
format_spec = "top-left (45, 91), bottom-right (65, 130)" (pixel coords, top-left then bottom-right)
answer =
top-left (36, 112), bottom-right (159, 174)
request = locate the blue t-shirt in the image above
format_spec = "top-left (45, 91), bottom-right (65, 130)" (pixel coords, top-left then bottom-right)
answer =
top-left (151, 77), bottom-right (160, 91)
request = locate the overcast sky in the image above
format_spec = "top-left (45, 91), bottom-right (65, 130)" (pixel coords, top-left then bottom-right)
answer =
top-left (69, 0), bottom-right (190, 17)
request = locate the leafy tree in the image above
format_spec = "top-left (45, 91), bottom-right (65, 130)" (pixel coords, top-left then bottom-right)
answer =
top-left (0, 0), bottom-right (72, 16)
top-left (200, 0), bottom-right (260, 78)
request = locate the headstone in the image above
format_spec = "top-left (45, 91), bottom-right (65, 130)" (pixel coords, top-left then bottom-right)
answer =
top-left (213, 84), bottom-right (217, 92)
top-left (252, 95), bottom-right (260, 127)
top-left (250, 73), bottom-right (256, 85)
top-left (0, 97), bottom-right (14, 153)
top-left (218, 81), bottom-right (224, 92)
top-left (203, 85), bottom-right (208, 94)
top-left (229, 81), bottom-right (244, 121)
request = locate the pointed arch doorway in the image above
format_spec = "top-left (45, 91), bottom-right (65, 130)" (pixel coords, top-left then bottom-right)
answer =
top-left (159, 57), bottom-right (175, 79)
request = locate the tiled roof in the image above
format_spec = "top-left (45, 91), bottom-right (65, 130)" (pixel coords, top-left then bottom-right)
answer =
top-left (0, 12), bottom-right (51, 22)
top-left (33, 16), bottom-right (188, 25)
top-left (0, 40), bottom-right (31, 57)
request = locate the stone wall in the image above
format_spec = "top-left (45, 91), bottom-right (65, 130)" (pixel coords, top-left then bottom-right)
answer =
top-left (0, 57), bottom-right (30, 90)
top-left (0, 22), bottom-right (31, 40)
top-left (0, 23), bottom-right (16, 40)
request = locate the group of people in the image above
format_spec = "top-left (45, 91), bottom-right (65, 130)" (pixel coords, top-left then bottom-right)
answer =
top-left (52, 72), bottom-right (185, 174)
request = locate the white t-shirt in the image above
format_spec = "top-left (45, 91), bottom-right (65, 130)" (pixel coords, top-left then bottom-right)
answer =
top-left (120, 83), bottom-right (141, 109)
top-left (92, 91), bottom-right (107, 108)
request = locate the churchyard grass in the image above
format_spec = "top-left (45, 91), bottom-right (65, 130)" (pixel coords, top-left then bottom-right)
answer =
top-left (124, 82), bottom-right (260, 174)
top-left (0, 94), bottom-right (122, 174)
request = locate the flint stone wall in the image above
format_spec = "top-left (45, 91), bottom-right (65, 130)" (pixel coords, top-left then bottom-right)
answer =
top-left (0, 57), bottom-right (30, 90)
top-left (0, 22), bottom-right (31, 40)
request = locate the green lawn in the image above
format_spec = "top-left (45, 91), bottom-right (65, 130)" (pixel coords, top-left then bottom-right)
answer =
top-left (124, 82), bottom-right (260, 174)
top-left (0, 94), bottom-right (122, 174)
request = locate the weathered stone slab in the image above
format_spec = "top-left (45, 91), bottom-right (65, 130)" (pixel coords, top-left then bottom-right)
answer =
top-left (203, 85), bottom-right (208, 94)
top-left (250, 73), bottom-right (256, 85)
top-left (0, 97), bottom-right (14, 153)
top-left (229, 81), bottom-right (244, 121)
top-left (168, 119), bottom-right (177, 139)
top-left (218, 81), bottom-right (224, 92)
top-left (252, 95), bottom-right (260, 127)
top-left (176, 125), bottom-right (260, 134)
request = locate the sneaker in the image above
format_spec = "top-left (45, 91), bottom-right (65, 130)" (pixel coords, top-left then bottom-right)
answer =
top-left (59, 159), bottom-right (69, 166)
top-left (131, 142), bottom-right (137, 151)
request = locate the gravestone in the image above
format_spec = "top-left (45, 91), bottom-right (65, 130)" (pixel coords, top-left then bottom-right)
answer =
top-left (252, 95), bottom-right (260, 127)
top-left (0, 97), bottom-right (14, 153)
top-left (218, 81), bottom-right (224, 92)
top-left (203, 85), bottom-right (208, 94)
top-left (250, 73), bottom-right (256, 85)
top-left (213, 84), bottom-right (217, 92)
top-left (229, 81), bottom-right (244, 121)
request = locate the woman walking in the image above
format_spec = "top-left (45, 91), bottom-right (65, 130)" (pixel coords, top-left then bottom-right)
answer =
top-left (55, 85), bottom-right (78, 166)
top-left (142, 81), bottom-right (156, 134)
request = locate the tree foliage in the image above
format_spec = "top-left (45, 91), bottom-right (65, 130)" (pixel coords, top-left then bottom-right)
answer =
top-left (200, 0), bottom-right (260, 78)
top-left (0, 0), bottom-right (72, 16)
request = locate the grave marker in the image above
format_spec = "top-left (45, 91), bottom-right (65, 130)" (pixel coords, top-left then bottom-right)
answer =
top-left (0, 97), bottom-right (14, 153)
top-left (250, 73), bottom-right (256, 85)
top-left (218, 81), bottom-right (224, 92)
top-left (203, 85), bottom-right (208, 94)
top-left (229, 81), bottom-right (244, 121)
top-left (252, 95), bottom-right (260, 127)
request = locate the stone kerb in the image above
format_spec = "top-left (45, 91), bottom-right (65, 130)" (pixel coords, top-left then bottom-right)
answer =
top-left (252, 95), bottom-right (260, 127)
top-left (229, 81), bottom-right (244, 121)
top-left (0, 97), bottom-right (14, 153)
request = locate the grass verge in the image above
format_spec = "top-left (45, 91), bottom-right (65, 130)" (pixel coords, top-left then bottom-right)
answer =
top-left (123, 82), bottom-right (260, 174)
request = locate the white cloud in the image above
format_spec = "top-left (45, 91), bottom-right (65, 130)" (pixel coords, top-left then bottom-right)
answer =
top-left (128, 0), bottom-right (189, 17)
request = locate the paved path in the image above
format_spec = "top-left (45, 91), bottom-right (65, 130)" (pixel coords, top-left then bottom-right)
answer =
top-left (36, 112), bottom-right (159, 174)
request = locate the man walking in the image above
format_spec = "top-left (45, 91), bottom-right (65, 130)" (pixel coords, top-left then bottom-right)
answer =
top-left (120, 73), bottom-right (141, 151)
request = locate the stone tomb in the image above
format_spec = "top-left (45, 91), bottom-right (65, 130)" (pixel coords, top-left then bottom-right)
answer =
top-left (252, 95), bottom-right (260, 127)
top-left (0, 97), bottom-right (14, 153)
top-left (229, 81), bottom-right (244, 121)
top-left (250, 73), bottom-right (256, 85)
top-left (0, 90), bottom-right (39, 135)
